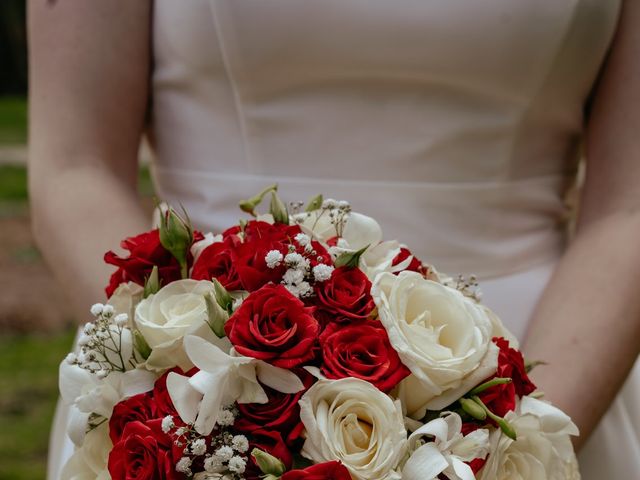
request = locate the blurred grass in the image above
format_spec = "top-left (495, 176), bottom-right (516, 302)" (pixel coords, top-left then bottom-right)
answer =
top-left (0, 164), bottom-right (155, 202)
top-left (0, 96), bottom-right (27, 144)
top-left (0, 330), bottom-right (76, 480)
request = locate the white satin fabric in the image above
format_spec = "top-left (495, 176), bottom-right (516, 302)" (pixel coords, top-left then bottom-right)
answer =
top-left (48, 0), bottom-right (640, 478)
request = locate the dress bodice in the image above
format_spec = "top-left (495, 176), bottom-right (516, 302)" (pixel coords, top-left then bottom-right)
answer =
top-left (149, 0), bottom-right (620, 278)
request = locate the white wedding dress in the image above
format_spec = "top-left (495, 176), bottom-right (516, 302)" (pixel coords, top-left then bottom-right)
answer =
top-left (49, 0), bottom-right (640, 478)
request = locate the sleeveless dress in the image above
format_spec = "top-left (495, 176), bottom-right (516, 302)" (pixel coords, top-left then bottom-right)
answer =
top-left (48, 0), bottom-right (640, 478)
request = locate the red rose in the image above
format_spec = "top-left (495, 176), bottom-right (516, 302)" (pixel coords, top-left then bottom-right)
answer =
top-left (235, 371), bottom-right (315, 447)
top-left (108, 420), bottom-right (183, 480)
top-left (478, 337), bottom-right (536, 417)
top-left (191, 235), bottom-right (243, 290)
top-left (281, 461), bottom-right (352, 480)
top-left (314, 266), bottom-right (376, 324)
top-left (392, 247), bottom-right (427, 275)
top-left (109, 392), bottom-right (157, 444)
top-left (224, 284), bottom-right (319, 368)
top-left (104, 229), bottom-right (203, 297)
top-left (245, 429), bottom-right (293, 480)
top-left (319, 321), bottom-right (409, 392)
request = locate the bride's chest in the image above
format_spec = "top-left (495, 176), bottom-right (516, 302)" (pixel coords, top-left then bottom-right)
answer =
top-left (154, 0), bottom-right (619, 100)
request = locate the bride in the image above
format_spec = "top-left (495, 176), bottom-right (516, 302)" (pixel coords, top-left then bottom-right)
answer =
top-left (28, 1), bottom-right (640, 478)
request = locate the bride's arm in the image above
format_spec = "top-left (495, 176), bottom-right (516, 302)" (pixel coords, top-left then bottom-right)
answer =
top-left (28, 0), bottom-right (152, 321)
top-left (523, 0), bottom-right (640, 448)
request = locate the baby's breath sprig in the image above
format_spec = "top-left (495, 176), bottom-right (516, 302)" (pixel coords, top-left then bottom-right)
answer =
top-left (65, 303), bottom-right (138, 377)
top-left (264, 232), bottom-right (334, 299)
top-left (447, 274), bottom-right (482, 303)
top-left (165, 405), bottom-right (249, 479)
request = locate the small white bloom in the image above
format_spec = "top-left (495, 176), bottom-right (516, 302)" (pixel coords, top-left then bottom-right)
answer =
top-left (161, 415), bottom-right (175, 433)
top-left (83, 323), bottom-right (96, 335)
top-left (284, 252), bottom-right (304, 267)
top-left (312, 264), bottom-right (334, 282)
top-left (265, 250), bottom-right (284, 268)
top-left (176, 427), bottom-right (188, 436)
top-left (113, 313), bottom-right (129, 327)
top-left (204, 455), bottom-right (223, 473)
top-left (338, 200), bottom-right (350, 209)
top-left (65, 353), bottom-right (77, 364)
top-left (96, 370), bottom-right (109, 379)
top-left (95, 330), bottom-right (110, 340)
top-left (294, 233), bottom-right (311, 247)
top-left (215, 446), bottom-right (233, 461)
top-left (191, 438), bottom-right (207, 456)
top-left (297, 281), bottom-right (312, 297)
top-left (217, 409), bottom-right (235, 426)
top-left (283, 268), bottom-right (305, 285)
top-left (77, 334), bottom-right (91, 347)
top-left (176, 456), bottom-right (192, 474)
top-left (231, 435), bottom-right (249, 453)
top-left (228, 456), bottom-right (246, 474)
top-left (90, 303), bottom-right (104, 316)
top-left (101, 304), bottom-right (115, 316)
top-left (322, 198), bottom-right (337, 209)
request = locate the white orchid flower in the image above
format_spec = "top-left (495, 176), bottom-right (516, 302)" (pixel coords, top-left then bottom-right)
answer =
top-left (59, 361), bottom-right (156, 445)
top-left (402, 412), bottom-right (490, 480)
top-left (167, 335), bottom-right (305, 435)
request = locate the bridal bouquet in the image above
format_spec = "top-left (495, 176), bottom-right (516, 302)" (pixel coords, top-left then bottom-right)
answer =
top-left (59, 185), bottom-right (580, 480)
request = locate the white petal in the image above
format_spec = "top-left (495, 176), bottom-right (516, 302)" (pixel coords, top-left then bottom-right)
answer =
top-left (256, 361), bottom-right (305, 393)
top-left (184, 335), bottom-right (233, 372)
top-left (59, 362), bottom-right (96, 405)
top-left (167, 372), bottom-right (201, 425)
top-left (67, 406), bottom-right (91, 446)
top-left (409, 417), bottom-right (450, 446)
top-left (450, 457), bottom-right (476, 480)
top-left (402, 443), bottom-right (449, 480)
top-left (120, 369), bottom-right (156, 397)
top-left (342, 212), bottom-right (383, 250)
top-left (520, 396), bottom-right (579, 436)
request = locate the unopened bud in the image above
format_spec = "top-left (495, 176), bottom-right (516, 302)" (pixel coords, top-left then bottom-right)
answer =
top-left (251, 448), bottom-right (286, 477)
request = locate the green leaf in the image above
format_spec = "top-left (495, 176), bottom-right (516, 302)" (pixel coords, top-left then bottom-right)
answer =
top-left (334, 245), bottom-right (369, 269)
top-left (525, 360), bottom-right (547, 374)
top-left (133, 330), bottom-right (152, 360)
top-left (468, 377), bottom-right (512, 396)
top-left (305, 193), bottom-right (323, 212)
top-left (471, 396), bottom-right (517, 440)
top-left (239, 184), bottom-right (278, 217)
top-left (143, 266), bottom-right (161, 298)
top-left (211, 278), bottom-right (234, 313)
top-left (205, 293), bottom-right (229, 338)
top-left (159, 205), bottom-right (193, 278)
top-left (269, 191), bottom-right (289, 224)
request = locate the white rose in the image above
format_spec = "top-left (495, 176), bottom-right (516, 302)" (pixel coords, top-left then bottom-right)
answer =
top-left (135, 279), bottom-right (223, 370)
top-left (358, 240), bottom-right (416, 280)
top-left (107, 281), bottom-right (144, 323)
top-left (478, 396), bottom-right (580, 480)
top-left (292, 209), bottom-right (382, 251)
top-left (372, 271), bottom-right (499, 418)
top-left (402, 412), bottom-right (490, 480)
top-left (60, 422), bottom-right (111, 480)
top-left (299, 377), bottom-right (407, 480)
